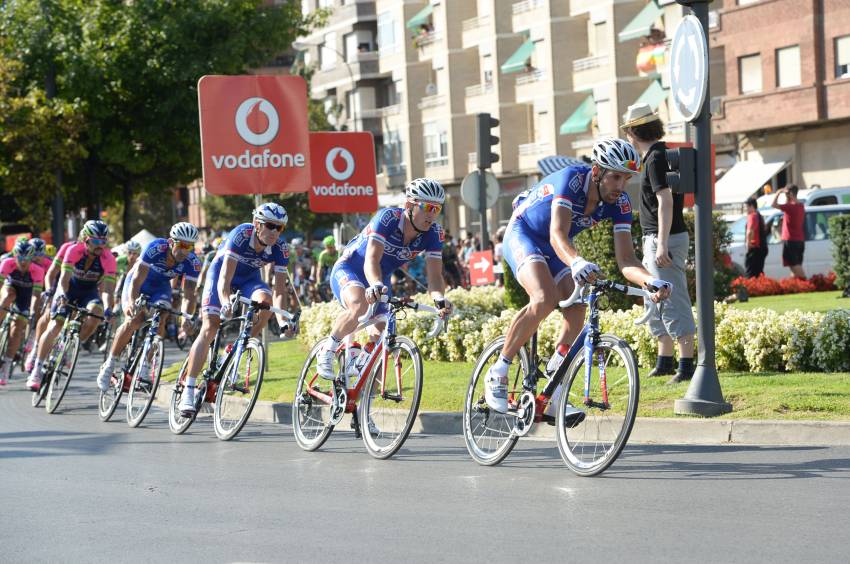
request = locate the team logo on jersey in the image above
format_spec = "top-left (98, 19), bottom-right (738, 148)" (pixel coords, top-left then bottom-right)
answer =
top-left (540, 183), bottom-right (554, 197)
top-left (435, 224), bottom-right (445, 243)
top-left (569, 173), bottom-right (583, 194)
top-left (617, 195), bottom-right (631, 215)
top-left (379, 209), bottom-right (401, 227)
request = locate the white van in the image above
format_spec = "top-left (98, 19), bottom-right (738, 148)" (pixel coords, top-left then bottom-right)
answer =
top-left (756, 186), bottom-right (850, 209)
top-left (728, 204), bottom-right (850, 279)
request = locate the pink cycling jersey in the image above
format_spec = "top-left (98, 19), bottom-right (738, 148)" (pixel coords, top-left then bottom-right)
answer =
top-left (0, 257), bottom-right (46, 290)
top-left (62, 243), bottom-right (117, 287)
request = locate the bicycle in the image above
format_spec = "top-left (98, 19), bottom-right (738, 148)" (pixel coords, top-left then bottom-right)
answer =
top-left (97, 297), bottom-right (192, 426)
top-left (32, 304), bottom-right (104, 414)
top-left (168, 293), bottom-right (293, 440)
top-left (462, 278), bottom-right (659, 476)
top-left (292, 296), bottom-right (445, 459)
top-left (0, 305), bottom-right (27, 382)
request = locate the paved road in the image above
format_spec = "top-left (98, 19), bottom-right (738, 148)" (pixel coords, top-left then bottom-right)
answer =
top-left (1, 346), bottom-right (849, 563)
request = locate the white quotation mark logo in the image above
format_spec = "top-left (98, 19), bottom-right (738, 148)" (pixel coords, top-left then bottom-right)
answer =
top-left (325, 147), bottom-right (355, 181)
top-left (235, 97), bottom-right (279, 146)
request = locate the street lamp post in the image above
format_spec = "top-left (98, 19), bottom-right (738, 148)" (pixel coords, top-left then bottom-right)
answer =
top-left (292, 40), bottom-right (358, 131)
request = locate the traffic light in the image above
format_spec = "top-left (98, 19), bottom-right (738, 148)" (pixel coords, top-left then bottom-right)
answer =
top-left (666, 147), bottom-right (696, 194)
top-left (476, 112), bottom-right (499, 169)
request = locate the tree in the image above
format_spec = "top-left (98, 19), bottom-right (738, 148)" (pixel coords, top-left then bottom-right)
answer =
top-left (1, 0), bottom-right (328, 238)
top-left (0, 48), bottom-right (85, 231)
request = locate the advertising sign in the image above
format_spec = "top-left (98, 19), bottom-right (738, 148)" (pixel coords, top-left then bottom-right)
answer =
top-left (308, 132), bottom-right (378, 213)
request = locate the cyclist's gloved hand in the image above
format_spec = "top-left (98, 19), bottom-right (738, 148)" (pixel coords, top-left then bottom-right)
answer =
top-left (434, 296), bottom-right (453, 318)
top-left (570, 256), bottom-right (600, 284)
top-left (365, 283), bottom-right (388, 304)
top-left (219, 302), bottom-right (233, 321)
top-left (646, 278), bottom-right (673, 302)
top-left (103, 308), bottom-right (112, 320)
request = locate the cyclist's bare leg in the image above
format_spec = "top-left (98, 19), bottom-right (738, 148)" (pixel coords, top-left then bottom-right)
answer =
top-left (329, 285), bottom-right (369, 341)
top-left (553, 274), bottom-right (586, 349)
top-left (248, 289), bottom-right (272, 338)
top-left (185, 314), bottom-right (221, 382)
top-left (0, 288), bottom-right (15, 325)
top-left (500, 261), bottom-right (558, 360)
top-left (7, 315), bottom-right (28, 355)
top-left (35, 317), bottom-right (64, 363)
top-left (79, 303), bottom-right (103, 342)
top-left (108, 310), bottom-right (147, 357)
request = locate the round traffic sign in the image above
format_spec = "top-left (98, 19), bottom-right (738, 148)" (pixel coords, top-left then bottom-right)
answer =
top-left (670, 14), bottom-right (708, 123)
top-left (460, 170), bottom-right (500, 212)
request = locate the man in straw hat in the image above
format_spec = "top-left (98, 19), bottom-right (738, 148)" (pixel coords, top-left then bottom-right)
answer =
top-left (622, 102), bottom-right (696, 385)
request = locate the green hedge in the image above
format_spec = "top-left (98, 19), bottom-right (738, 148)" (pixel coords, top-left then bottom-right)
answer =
top-left (829, 215), bottom-right (850, 289)
top-left (501, 211), bottom-right (735, 312)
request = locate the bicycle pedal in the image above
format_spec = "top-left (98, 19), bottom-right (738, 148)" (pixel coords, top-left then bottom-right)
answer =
top-left (230, 384), bottom-right (249, 394)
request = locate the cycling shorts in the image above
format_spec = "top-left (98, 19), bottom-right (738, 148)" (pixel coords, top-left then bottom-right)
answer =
top-left (51, 283), bottom-right (101, 318)
top-left (121, 269), bottom-right (172, 312)
top-left (330, 260), bottom-right (390, 313)
top-left (200, 259), bottom-right (270, 317)
top-left (502, 218), bottom-right (571, 284)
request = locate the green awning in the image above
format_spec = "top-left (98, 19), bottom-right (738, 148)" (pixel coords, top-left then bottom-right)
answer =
top-left (636, 79), bottom-right (667, 110)
top-left (559, 95), bottom-right (596, 135)
top-left (618, 1), bottom-right (663, 43)
top-left (500, 39), bottom-right (535, 74)
top-left (406, 4), bottom-right (434, 30)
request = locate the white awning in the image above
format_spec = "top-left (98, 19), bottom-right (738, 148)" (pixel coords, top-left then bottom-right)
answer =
top-left (714, 161), bottom-right (788, 205)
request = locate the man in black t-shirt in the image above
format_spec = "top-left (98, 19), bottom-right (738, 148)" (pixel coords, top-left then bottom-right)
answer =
top-left (623, 103), bottom-right (696, 385)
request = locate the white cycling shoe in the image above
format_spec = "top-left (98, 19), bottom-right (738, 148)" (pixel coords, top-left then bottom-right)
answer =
top-left (178, 385), bottom-right (198, 415)
top-left (484, 366), bottom-right (509, 414)
top-left (97, 359), bottom-right (116, 392)
top-left (316, 342), bottom-right (336, 380)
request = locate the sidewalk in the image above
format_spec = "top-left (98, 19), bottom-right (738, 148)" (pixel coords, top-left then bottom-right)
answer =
top-left (154, 383), bottom-right (850, 446)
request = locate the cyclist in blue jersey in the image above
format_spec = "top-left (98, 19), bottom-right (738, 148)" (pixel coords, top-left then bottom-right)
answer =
top-left (96, 222), bottom-right (202, 391)
top-left (178, 203), bottom-right (296, 415)
top-left (315, 178), bottom-right (453, 379)
top-left (484, 138), bottom-right (672, 414)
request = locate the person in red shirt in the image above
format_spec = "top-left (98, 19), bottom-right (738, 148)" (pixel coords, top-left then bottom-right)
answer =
top-left (744, 198), bottom-right (768, 278)
top-left (771, 184), bottom-right (806, 279)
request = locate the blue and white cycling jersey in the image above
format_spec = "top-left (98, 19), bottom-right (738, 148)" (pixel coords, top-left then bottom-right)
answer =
top-left (503, 165), bottom-right (633, 281)
top-left (340, 208), bottom-right (443, 274)
top-left (513, 164), bottom-right (633, 240)
top-left (213, 223), bottom-right (290, 277)
top-left (123, 238), bottom-right (201, 309)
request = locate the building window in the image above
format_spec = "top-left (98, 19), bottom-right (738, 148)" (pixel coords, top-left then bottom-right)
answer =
top-left (377, 11), bottom-right (397, 53)
top-left (837, 35), bottom-right (850, 79)
top-left (320, 32), bottom-right (337, 70)
top-left (345, 30), bottom-right (374, 62)
top-left (590, 21), bottom-right (608, 56)
top-left (424, 122), bottom-right (449, 167)
top-left (383, 130), bottom-right (406, 176)
top-left (739, 53), bottom-right (762, 94)
top-left (776, 45), bottom-right (801, 88)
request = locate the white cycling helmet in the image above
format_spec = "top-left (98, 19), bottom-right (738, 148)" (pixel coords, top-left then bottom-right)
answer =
top-left (405, 178), bottom-right (446, 204)
top-left (125, 240), bottom-right (142, 254)
top-left (252, 202), bottom-right (288, 226)
top-left (169, 222), bottom-right (199, 243)
top-left (591, 138), bottom-right (642, 174)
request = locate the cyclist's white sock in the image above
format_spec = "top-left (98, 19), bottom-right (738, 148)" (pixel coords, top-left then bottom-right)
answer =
top-left (104, 354), bottom-right (115, 366)
top-left (185, 377), bottom-right (196, 388)
top-left (327, 335), bottom-right (342, 350)
top-left (493, 355), bottom-right (512, 375)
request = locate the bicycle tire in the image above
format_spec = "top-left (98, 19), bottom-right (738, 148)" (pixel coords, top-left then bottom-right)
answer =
top-left (359, 336), bottom-right (423, 460)
top-left (31, 344), bottom-right (55, 408)
top-left (101, 322), bottom-right (115, 362)
top-left (126, 337), bottom-right (164, 428)
top-left (462, 337), bottom-right (531, 466)
top-left (213, 338), bottom-right (264, 440)
top-left (0, 325), bottom-right (10, 380)
top-left (98, 352), bottom-right (130, 422)
top-left (556, 334), bottom-right (639, 477)
top-left (292, 340), bottom-right (336, 451)
top-left (45, 334), bottom-right (80, 414)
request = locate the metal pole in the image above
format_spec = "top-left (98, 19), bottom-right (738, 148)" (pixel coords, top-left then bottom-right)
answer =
top-left (674, 1), bottom-right (731, 416)
top-left (42, 2), bottom-right (64, 245)
top-left (477, 170), bottom-right (488, 251)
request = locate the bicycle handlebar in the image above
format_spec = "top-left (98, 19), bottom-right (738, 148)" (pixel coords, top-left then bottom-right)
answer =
top-left (358, 296), bottom-right (447, 339)
top-left (558, 279), bottom-right (661, 326)
top-left (233, 295), bottom-right (294, 321)
top-left (134, 296), bottom-right (194, 321)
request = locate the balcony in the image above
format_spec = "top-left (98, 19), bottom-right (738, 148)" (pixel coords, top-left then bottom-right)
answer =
top-left (312, 55), bottom-right (381, 90)
top-left (515, 69), bottom-right (546, 103)
top-left (518, 140), bottom-right (551, 172)
top-left (512, 0), bottom-right (545, 33)
top-left (572, 54), bottom-right (611, 92)
top-left (464, 82), bottom-right (496, 113)
top-left (569, 0), bottom-right (597, 17)
top-left (418, 93), bottom-right (446, 111)
top-left (462, 14), bottom-right (490, 48)
top-left (413, 30), bottom-right (441, 60)
top-left (714, 86), bottom-right (819, 135)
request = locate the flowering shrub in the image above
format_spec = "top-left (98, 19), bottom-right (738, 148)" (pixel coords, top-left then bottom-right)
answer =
top-left (298, 285), bottom-right (844, 372)
top-left (732, 273), bottom-right (837, 297)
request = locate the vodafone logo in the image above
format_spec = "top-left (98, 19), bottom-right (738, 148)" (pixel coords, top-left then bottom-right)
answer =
top-left (235, 97), bottom-right (279, 146)
top-left (325, 147), bottom-right (355, 181)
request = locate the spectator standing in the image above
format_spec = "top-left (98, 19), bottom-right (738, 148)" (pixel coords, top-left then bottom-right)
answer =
top-left (622, 102), bottom-right (696, 384)
top-left (441, 232), bottom-right (462, 288)
top-left (744, 197), bottom-right (768, 278)
top-left (771, 184), bottom-right (806, 279)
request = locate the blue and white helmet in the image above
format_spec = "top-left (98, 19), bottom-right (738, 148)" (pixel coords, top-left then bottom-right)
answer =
top-left (405, 178), bottom-right (445, 204)
top-left (252, 202), bottom-right (288, 226)
top-left (30, 238), bottom-right (46, 256)
top-left (169, 222), bottom-right (199, 243)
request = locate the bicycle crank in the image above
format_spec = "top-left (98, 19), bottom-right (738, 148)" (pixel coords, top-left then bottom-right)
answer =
top-left (329, 381), bottom-right (347, 426)
top-left (511, 391), bottom-right (536, 437)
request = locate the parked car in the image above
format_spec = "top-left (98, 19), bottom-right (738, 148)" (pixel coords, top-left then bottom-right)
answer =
top-left (756, 186), bottom-right (850, 209)
top-left (728, 204), bottom-right (850, 279)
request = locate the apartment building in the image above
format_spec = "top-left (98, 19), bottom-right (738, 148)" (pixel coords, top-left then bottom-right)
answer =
top-left (711, 0), bottom-right (850, 206)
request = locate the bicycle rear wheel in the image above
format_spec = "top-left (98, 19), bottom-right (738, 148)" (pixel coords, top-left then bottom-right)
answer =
top-left (462, 337), bottom-right (531, 466)
top-left (168, 358), bottom-right (205, 435)
top-left (0, 325), bottom-right (10, 379)
top-left (126, 337), bottom-right (164, 428)
top-left (98, 353), bottom-right (128, 422)
top-left (45, 334), bottom-right (80, 414)
top-left (556, 334), bottom-right (639, 477)
top-left (359, 337), bottom-right (423, 459)
top-left (213, 338), bottom-right (264, 440)
top-left (292, 341), bottom-right (336, 451)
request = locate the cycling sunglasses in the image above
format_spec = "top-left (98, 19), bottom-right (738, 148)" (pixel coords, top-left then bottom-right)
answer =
top-left (172, 240), bottom-right (194, 251)
top-left (416, 201), bottom-right (443, 215)
top-left (86, 237), bottom-right (107, 246)
top-left (258, 221), bottom-right (284, 232)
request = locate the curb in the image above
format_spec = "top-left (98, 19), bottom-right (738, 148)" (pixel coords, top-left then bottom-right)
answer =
top-left (154, 384), bottom-right (850, 446)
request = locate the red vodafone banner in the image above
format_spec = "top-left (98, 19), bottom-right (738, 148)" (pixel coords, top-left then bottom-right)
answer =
top-left (198, 75), bottom-right (310, 195)
top-left (468, 250), bottom-right (495, 286)
top-left (308, 131), bottom-right (378, 213)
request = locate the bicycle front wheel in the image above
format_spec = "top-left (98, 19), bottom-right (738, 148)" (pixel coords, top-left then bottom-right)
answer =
top-left (168, 358), bottom-right (204, 435)
top-left (556, 334), bottom-right (639, 477)
top-left (462, 337), bottom-right (531, 466)
top-left (359, 336), bottom-right (423, 460)
top-left (213, 338), bottom-right (264, 441)
top-left (292, 341), bottom-right (336, 451)
top-left (46, 334), bottom-right (80, 414)
top-left (126, 338), bottom-right (164, 428)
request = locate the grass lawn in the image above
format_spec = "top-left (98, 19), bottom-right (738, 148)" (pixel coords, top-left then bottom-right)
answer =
top-left (730, 290), bottom-right (847, 313)
top-left (163, 338), bottom-right (850, 420)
